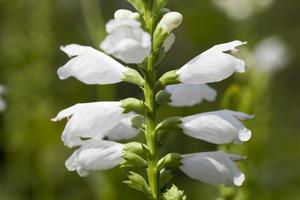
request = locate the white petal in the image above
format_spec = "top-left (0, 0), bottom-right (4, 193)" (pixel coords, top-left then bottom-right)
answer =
top-left (106, 112), bottom-right (140, 141)
top-left (177, 41), bottom-right (246, 84)
top-left (58, 44), bottom-right (128, 85)
top-left (166, 83), bottom-right (217, 107)
top-left (163, 33), bottom-right (176, 52)
top-left (101, 21), bottom-right (151, 64)
top-left (180, 110), bottom-right (252, 144)
top-left (180, 151), bottom-right (245, 186)
top-left (158, 12), bottom-right (183, 34)
top-left (114, 9), bottom-right (139, 20)
top-left (105, 19), bottom-right (141, 34)
top-left (65, 139), bottom-right (124, 176)
top-left (52, 102), bottom-right (124, 147)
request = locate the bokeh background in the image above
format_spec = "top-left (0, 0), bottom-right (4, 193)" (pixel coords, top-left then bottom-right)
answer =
top-left (0, 0), bottom-right (300, 199)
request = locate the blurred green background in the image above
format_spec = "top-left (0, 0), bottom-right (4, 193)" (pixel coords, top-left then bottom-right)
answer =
top-left (0, 0), bottom-right (300, 199)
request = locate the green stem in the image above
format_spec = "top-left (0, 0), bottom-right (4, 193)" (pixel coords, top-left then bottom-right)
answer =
top-left (144, 1), bottom-right (159, 199)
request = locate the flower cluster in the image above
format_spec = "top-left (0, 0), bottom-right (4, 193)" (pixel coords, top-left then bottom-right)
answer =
top-left (53, 0), bottom-right (252, 198)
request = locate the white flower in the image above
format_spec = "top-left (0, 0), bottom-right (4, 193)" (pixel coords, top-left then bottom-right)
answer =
top-left (157, 12), bottom-right (183, 34)
top-left (176, 41), bottom-right (246, 84)
top-left (162, 33), bottom-right (176, 52)
top-left (180, 151), bottom-right (245, 186)
top-left (65, 139), bottom-right (124, 177)
top-left (0, 84), bottom-right (6, 112)
top-left (180, 110), bottom-right (253, 144)
top-left (213, 0), bottom-right (274, 21)
top-left (100, 10), bottom-right (151, 64)
top-left (253, 36), bottom-right (289, 72)
top-left (52, 102), bottom-right (139, 147)
top-left (165, 83), bottom-right (217, 107)
top-left (58, 44), bottom-right (129, 85)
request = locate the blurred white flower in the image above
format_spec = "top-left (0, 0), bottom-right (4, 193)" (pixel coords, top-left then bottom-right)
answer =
top-left (165, 83), bottom-right (217, 107)
top-left (52, 102), bottom-right (139, 147)
top-left (0, 85), bottom-right (6, 112)
top-left (58, 44), bottom-right (129, 85)
top-left (176, 41), bottom-right (246, 84)
top-left (253, 36), bottom-right (290, 73)
top-left (180, 151), bottom-right (245, 186)
top-left (65, 139), bottom-right (124, 177)
top-left (180, 110), bottom-right (253, 144)
top-left (100, 9), bottom-right (151, 64)
top-left (213, 0), bottom-right (274, 21)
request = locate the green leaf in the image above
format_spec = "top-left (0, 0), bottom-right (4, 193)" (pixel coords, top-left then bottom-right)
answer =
top-left (123, 171), bottom-right (154, 199)
top-left (163, 185), bottom-right (186, 200)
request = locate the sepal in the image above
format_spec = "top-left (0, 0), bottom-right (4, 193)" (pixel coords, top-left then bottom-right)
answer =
top-left (124, 142), bottom-right (150, 156)
top-left (121, 98), bottom-right (144, 113)
top-left (156, 70), bottom-right (180, 90)
top-left (156, 90), bottom-right (172, 106)
top-left (123, 68), bottom-right (145, 86)
top-left (121, 152), bottom-right (147, 168)
top-left (163, 185), bottom-right (186, 200)
top-left (159, 169), bottom-right (173, 189)
top-left (123, 171), bottom-right (155, 199)
top-left (157, 129), bottom-right (182, 145)
top-left (156, 117), bottom-right (182, 132)
top-left (157, 153), bottom-right (182, 170)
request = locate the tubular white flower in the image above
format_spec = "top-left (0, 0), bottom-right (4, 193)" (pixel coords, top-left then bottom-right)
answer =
top-left (58, 44), bottom-right (129, 85)
top-left (0, 85), bottom-right (6, 112)
top-left (180, 110), bottom-right (253, 144)
top-left (165, 83), bottom-right (217, 107)
top-left (100, 10), bottom-right (151, 64)
top-left (157, 12), bottom-right (183, 34)
top-left (180, 151), bottom-right (245, 186)
top-left (176, 41), bottom-right (247, 84)
top-left (65, 139), bottom-right (124, 177)
top-left (52, 102), bottom-right (139, 147)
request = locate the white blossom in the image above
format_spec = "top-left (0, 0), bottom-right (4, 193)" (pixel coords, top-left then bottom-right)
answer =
top-left (0, 85), bottom-right (6, 112)
top-left (213, 0), bottom-right (274, 21)
top-left (253, 36), bottom-right (290, 73)
top-left (180, 151), bottom-right (245, 186)
top-left (180, 110), bottom-right (253, 144)
top-left (58, 44), bottom-right (129, 85)
top-left (65, 139), bottom-right (124, 177)
top-left (165, 83), bottom-right (217, 107)
top-left (100, 10), bottom-right (151, 64)
top-left (157, 12), bottom-right (183, 34)
top-left (52, 102), bottom-right (139, 147)
top-left (176, 41), bottom-right (246, 84)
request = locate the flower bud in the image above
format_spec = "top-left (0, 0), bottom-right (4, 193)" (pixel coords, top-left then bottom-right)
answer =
top-left (158, 12), bottom-right (183, 34)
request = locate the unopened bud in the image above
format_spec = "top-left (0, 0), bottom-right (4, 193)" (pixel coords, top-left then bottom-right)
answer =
top-left (158, 12), bottom-right (183, 34)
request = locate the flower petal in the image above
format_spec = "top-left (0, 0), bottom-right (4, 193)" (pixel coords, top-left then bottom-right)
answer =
top-left (180, 151), bottom-right (245, 186)
top-left (58, 44), bottom-right (128, 85)
top-left (65, 139), bottom-right (124, 176)
top-left (180, 110), bottom-right (252, 144)
top-left (177, 41), bottom-right (246, 84)
top-left (166, 83), bottom-right (217, 107)
top-left (101, 20), bottom-right (151, 64)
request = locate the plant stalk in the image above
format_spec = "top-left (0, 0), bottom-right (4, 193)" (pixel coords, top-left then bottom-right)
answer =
top-left (144, 1), bottom-right (159, 199)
